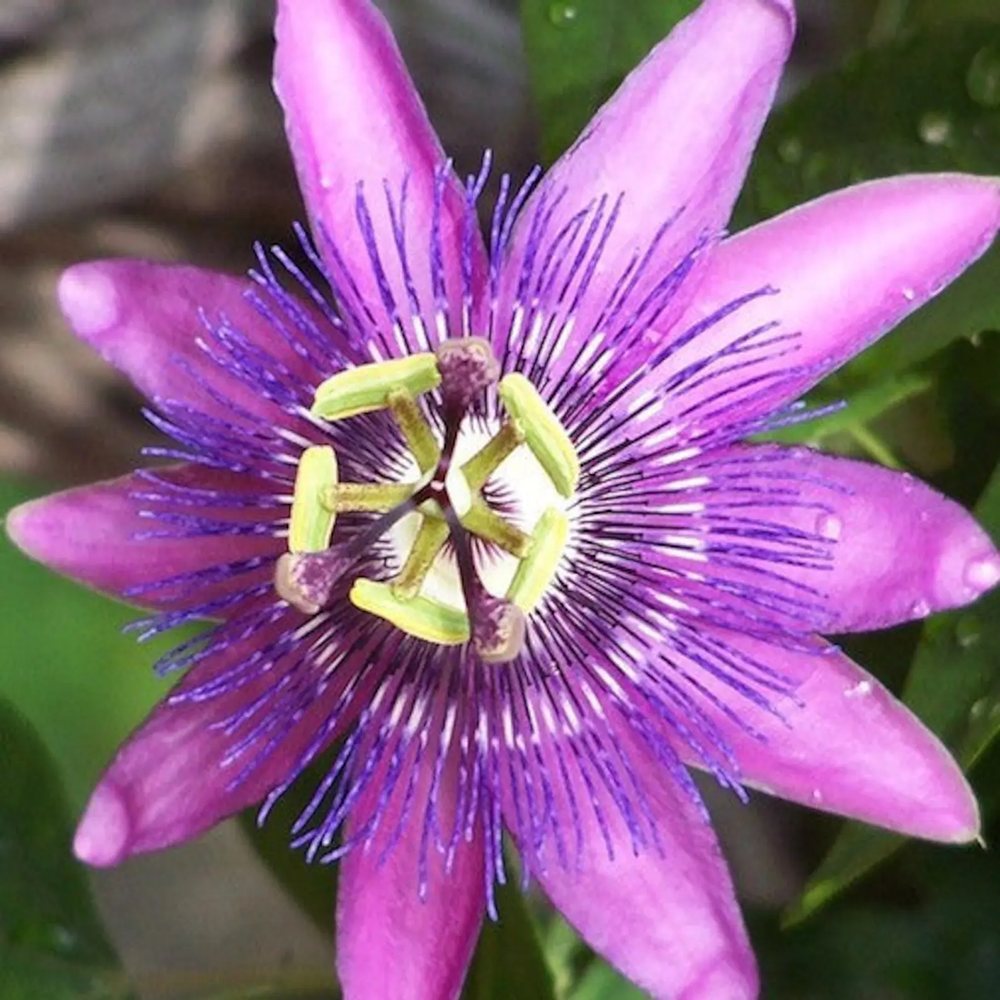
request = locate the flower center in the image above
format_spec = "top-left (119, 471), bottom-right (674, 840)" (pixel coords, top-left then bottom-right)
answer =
top-left (274, 339), bottom-right (576, 663)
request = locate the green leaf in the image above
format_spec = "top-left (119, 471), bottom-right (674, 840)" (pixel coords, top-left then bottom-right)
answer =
top-left (570, 960), bottom-right (647, 1000)
top-left (759, 371), bottom-right (933, 449)
top-left (0, 480), bottom-right (171, 807)
top-left (519, 0), bottom-right (697, 163)
top-left (0, 699), bottom-right (132, 998)
top-left (238, 756), bottom-right (338, 934)
top-left (909, 0), bottom-right (1000, 27)
top-left (735, 21), bottom-right (1000, 384)
top-left (786, 461), bottom-right (1000, 926)
top-left (758, 848), bottom-right (1000, 1000)
top-left (461, 880), bottom-right (555, 1000)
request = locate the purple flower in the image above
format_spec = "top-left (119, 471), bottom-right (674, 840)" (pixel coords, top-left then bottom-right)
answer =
top-left (7, 0), bottom-right (1000, 996)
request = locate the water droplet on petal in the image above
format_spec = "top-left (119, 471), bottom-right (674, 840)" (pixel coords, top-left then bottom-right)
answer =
top-left (918, 111), bottom-right (953, 146)
top-left (548, 3), bottom-right (578, 26)
top-left (967, 43), bottom-right (1000, 108)
top-left (956, 614), bottom-right (982, 649)
top-left (778, 136), bottom-right (804, 164)
top-left (901, 286), bottom-right (916, 302)
top-left (910, 599), bottom-right (931, 618)
top-left (844, 679), bottom-right (873, 699)
top-left (810, 788), bottom-right (824, 804)
top-left (816, 513), bottom-right (842, 541)
top-left (964, 553), bottom-right (1000, 593)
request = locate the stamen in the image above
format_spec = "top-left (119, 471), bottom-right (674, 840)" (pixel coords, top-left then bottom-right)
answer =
top-left (507, 508), bottom-right (570, 613)
top-left (312, 354), bottom-right (441, 421)
top-left (323, 482), bottom-right (414, 513)
top-left (498, 374), bottom-right (579, 498)
top-left (392, 517), bottom-right (450, 599)
top-left (462, 500), bottom-right (533, 558)
top-left (387, 389), bottom-right (440, 473)
top-left (462, 420), bottom-right (526, 492)
top-left (350, 579), bottom-right (470, 645)
top-left (289, 446), bottom-right (338, 553)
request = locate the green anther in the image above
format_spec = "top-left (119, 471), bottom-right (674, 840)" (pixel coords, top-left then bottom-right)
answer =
top-left (312, 354), bottom-right (441, 421)
top-left (506, 508), bottom-right (569, 613)
top-left (391, 517), bottom-right (450, 599)
top-left (498, 374), bottom-right (579, 498)
top-left (323, 482), bottom-right (414, 513)
top-left (462, 419), bottom-right (526, 492)
top-left (388, 388), bottom-right (440, 473)
top-left (461, 500), bottom-right (533, 559)
top-left (289, 446), bottom-right (339, 553)
top-left (351, 578), bottom-right (470, 645)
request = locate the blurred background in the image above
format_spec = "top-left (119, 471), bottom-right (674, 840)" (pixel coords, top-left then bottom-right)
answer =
top-left (1, 1), bottom-right (999, 997)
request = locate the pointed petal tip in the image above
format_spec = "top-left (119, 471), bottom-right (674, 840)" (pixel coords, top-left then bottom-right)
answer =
top-left (760, 0), bottom-right (796, 30)
top-left (74, 783), bottom-right (132, 868)
top-left (58, 262), bottom-right (122, 341)
top-left (963, 548), bottom-right (1000, 598)
top-left (933, 774), bottom-right (981, 845)
top-left (4, 498), bottom-right (32, 549)
top-left (715, 0), bottom-right (795, 35)
top-left (4, 497), bottom-right (50, 564)
top-left (933, 519), bottom-right (1000, 610)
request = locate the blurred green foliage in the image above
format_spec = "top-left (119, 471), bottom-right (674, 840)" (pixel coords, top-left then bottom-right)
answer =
top-left (239, 756), bottom-right (339, 935)
top-left (0, 700), bottom-right (131, 999)
top-left (462, 879), bottom-right (555, 1000)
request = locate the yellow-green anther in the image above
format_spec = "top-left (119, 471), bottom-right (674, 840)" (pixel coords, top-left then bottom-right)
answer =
top-left (506, 508), bottom-right (569, 612)
top-left (350, 578), bottom-right (470, 645)
top-left (312, 354), bottom-right (441, 421)
top-left (391, 517), bottom-right (450, 599)
top-left (498, 374), bottom-right (579, 498)
top-left (387, 388), bottom-right (440, 473)
top-left (461, 500), bottom-right (533, 559)
top-left (324, 482), bottom-right (414, 513)
top-left (462, 420), bottom-right (526, 492)
top-left (289, 446), bottom-right (339, 553)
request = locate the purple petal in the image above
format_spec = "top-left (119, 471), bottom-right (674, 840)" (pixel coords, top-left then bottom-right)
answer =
top-left (656, 444), bottom-right (1000, 634)
top-left (58, 260), bottom-right (336, 421)
top-left (5, 467), bottom-right (282, 611)
top-left (645, 174), bottom-right (1000, 431)
top-left (73, 609), bottom-right (346, 865)
top-left (505, 721), bottom-right (756, 1000)
top-left (672, 631), bottom-right (980, 842)
top-left (494, 0), bottom-right (794, 378)
top-left (274, 0), bottom-right (486, 342)
top-left (336, 757), bottom-right (485, 1000)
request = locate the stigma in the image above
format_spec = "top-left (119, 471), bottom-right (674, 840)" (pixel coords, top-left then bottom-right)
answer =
top-left (274, 338), bottom-right (574, 663)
